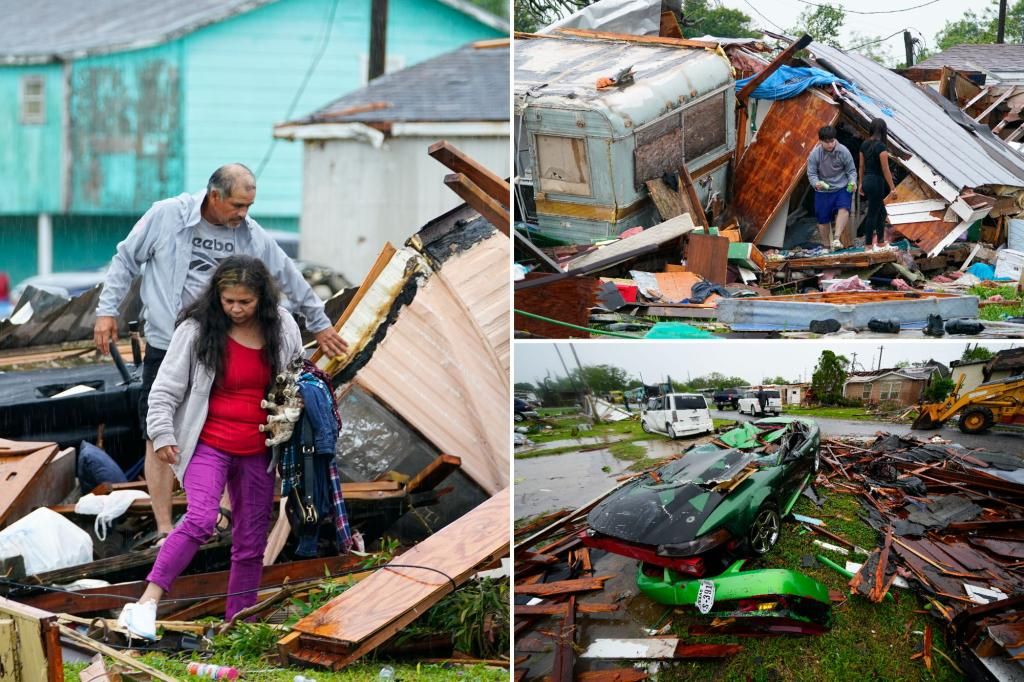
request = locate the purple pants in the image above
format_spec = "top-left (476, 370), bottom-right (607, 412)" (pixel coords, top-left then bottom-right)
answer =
top-left (147, 442), bottom-right (274, 620)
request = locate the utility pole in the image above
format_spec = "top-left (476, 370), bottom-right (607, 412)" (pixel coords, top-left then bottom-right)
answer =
top-left (903, 30), bottom-right (914, 67)
top-left (553, 345), bottom-right (580, 396)
top-left (998, 0), bottom-right (1008, 43)
top-left (877, 345), bottom-right (885, 372)
top-left (851, 352), bottom-right (859, 372)
top-left (569, 343), bottom-right (591, 394)
top-left (368, 0), bottom-right (388, 81)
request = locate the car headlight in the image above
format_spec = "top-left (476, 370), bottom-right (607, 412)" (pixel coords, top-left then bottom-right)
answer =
top-left (656, 528), bottom-right (732, 557)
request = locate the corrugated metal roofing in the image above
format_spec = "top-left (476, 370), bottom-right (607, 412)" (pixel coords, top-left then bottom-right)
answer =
top-left (296, 44), bottom-right (509, 124)
top-left (807, 40), bottom-right (1024, 190)
top-left (913, 44), bottom-right (1024, 74)
top-left (846, 366), bottom-right (937, 383)
top-left (0, 0), bottom-right (276, 63)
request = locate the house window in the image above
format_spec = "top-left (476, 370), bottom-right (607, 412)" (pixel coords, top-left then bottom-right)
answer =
top-left (880, 382), bottom-right (902, 401)
top-left (535, 134), bottom-right (591, 196)
top-left (862, 383), bottom-right (872, 400)
top-left (21, 76), bottom-right (44, 124)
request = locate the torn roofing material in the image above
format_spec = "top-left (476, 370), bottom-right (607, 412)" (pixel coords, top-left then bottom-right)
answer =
top-left (514, 34), bottom-right (731, 133)
top-left (803, 39), bottom-right (1024, 192)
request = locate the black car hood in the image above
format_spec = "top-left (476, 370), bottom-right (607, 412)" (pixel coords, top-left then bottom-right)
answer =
top-left (588, 445), bottom-right (754, 546)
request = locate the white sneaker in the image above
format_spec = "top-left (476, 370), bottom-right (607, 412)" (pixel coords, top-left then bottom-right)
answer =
top-left (117, 601), bottom-right (158, 640)
top-left (831, 239), bottom-right (842, 250)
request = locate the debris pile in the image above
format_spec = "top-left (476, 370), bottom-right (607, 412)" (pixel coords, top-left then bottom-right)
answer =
top-left (514, 26), bottom-right (1024, 338)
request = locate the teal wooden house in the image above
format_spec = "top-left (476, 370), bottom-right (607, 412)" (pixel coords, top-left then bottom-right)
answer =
top-left (0, 0), bottom-right (506, 285)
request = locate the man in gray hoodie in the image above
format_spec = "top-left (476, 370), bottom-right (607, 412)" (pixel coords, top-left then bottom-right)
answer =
top-left (807, 125), bottom-right (857, 250)
top-left (93, 163), bottom-right (347, 541)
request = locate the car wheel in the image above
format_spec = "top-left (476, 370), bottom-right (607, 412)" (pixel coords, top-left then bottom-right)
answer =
top-left (959, 406), bottom-right (994, 434)
top-left (667, 424), bottom-right (678, 439)
top-left (746, 503), bottom-right (781, 556)
top-left (641, 420), bottom-right (650, 433)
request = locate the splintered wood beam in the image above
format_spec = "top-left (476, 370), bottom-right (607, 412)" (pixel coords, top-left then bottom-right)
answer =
top-left (443, 173), bottom-right (510, 236)
top-left (552, 28), bottom-right (721, 50)
top-left (428, 141), bottom-right (509, 207)
top-left (405, 454), bottom-right (462, 493)
top-left (551, 595), bottom-right (576, 681)
top-left (514, 231), bottom-right (562, 273)
top-left (677, 165), bottom-right (709, 232)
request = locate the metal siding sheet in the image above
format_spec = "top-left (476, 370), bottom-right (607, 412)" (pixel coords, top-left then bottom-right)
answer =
top-left (0, 64), bottom-right (63, 213)
top-left (355, 234), bottom-right (509, 494)
top-left (807, 41), bottom-right (1024, 190)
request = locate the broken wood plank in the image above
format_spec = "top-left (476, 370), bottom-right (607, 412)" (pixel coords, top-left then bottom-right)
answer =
top-left (677, 165), bottom-right (709, 232)
top-left (551, 595), bottom-right (575, 681)
top-left (514, 603), bottom-right (620, 616)
top-left (575, 670), bottom-right (649, 682)
top-left (645, 178), bottom-right (686, 222)
top-left (514, 576), bottom-right (613, 597)
top-left (59, 624), bottom-right (177, 682)
top-left (428, 141), bottom-right (509, 207)
top-left (405, 454), bottom-right (462, 494)
top-left (0, 441), bottom-right (60, 528)
top-left (580, 638), bottom-right (742, 659)
top-left (444, 173), bottom-right (510, 236)
top-left (550, 28), bottom-right (722, 50)
top-left (283, 488), bottom-right (510, 670)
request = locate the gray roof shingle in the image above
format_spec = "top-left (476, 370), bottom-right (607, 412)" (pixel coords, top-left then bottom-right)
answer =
top-left (913, 44), bottom-right (1024, 74)
top-left (294, 43), bottom-right (509, 124)
top-left (0, 0), bottom-right (277, 63)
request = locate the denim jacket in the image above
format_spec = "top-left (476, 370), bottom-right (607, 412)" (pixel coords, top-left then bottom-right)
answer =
top-left (96, 190), bottom-right (331, 350)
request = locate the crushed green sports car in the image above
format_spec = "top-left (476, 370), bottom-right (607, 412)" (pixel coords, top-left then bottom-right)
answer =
top-left (581, 417), bottom-right (820, 578)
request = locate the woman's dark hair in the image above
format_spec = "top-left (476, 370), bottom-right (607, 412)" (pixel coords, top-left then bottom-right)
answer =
top-left (178, 255), bottom-right (282, 378)
top-left (869, 118), bottom-right (888, 141)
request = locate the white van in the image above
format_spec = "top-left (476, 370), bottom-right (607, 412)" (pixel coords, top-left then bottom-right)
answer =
top-left (641, 393), bottom-right (714, 439)
top-left (737, 389), bottom-right (783, 416)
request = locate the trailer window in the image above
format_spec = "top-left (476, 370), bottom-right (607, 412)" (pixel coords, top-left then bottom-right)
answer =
top-left (535, 134), bottom-right (591, 196)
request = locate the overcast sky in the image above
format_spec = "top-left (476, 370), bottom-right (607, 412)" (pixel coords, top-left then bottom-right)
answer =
top-left (719, 0), bottom-right (983, 62)
top-left (514, 340), bottom-right (1020, 386)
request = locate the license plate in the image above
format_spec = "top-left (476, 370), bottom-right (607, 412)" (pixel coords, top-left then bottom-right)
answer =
top-left (696, 579), bottom-right (715, 614)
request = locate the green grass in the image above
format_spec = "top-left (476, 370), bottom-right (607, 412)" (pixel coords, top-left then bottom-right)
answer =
top-left (64, 658), bottom-right (507, 681)
top-left (526, 415), bottom-right (647, 443)
top-left (783, 406), bottom-right (887, 421)
top-left (968, 283), bottom-right (1024, 320)
top-left (535, 406), bottom-right (579, 416)
top-left (714, 418), bottom-right (739, 430)
top-left (659, 492), bottom-right (961, 682)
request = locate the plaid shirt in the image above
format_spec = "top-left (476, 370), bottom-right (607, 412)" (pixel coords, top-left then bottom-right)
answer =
top-left (278, 363), bottom-right (352, 553)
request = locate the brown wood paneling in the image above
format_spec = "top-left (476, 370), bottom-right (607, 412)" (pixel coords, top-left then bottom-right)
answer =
top-left (516, 275), bottom-right (603, 338)
top-left (686, 233), bottom-right (729, 283)
top-left (0, 441), bottom-right (58, 528)
top-left (731, 92), bottom-right (838, 242)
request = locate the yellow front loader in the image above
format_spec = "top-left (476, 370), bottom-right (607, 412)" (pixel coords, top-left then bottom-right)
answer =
top-left (912, 374), bottom-right (1024, 434)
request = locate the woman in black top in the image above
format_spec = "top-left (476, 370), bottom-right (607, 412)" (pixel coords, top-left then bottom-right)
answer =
top-left (858, 118), bottom-right (897, 249)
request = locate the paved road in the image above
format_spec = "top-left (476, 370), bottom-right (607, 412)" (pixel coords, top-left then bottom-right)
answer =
top-left (708, 407), bottom-right (1022, 451)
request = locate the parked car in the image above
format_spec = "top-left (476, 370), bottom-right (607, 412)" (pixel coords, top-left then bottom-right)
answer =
top-left (514, 398), bottom-right (539, 422)
top-left (737, 389), bottom-right (782, 416)
top-left (713, 388), bottom-right (742, 411)
top-left (583, 417), bottom-right (821, 577)
top-left (641, 393), bottom-right (714, 439)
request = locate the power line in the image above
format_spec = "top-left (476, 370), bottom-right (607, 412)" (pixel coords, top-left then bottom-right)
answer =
top-left (741, 0), bottom-right (788, 32)
top-left (794, 0), bottom-right (942, 15)
top-left (848, 27), bottom-right (911, 50)
top-left (255, 0), bottom-right (341, 179)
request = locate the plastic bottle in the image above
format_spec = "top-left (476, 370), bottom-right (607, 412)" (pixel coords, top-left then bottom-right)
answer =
top-left (378, 665), bottom-right (396, 681)
top-left (185, 662), bottom-right (239, 680)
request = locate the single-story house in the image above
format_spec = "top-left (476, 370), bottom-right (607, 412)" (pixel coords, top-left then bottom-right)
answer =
top-left (273, 41), bottom-right (509, 282)
top-left (949, 357), bottom-right (990, 393)
top-left (843, 362), bottom-right (947, 406)
top-left (984, 347), bottom-right (1024, 383)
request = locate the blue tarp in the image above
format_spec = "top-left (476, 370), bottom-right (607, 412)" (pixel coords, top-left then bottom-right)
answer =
top-left (735, 65), bottom-right (856, 102)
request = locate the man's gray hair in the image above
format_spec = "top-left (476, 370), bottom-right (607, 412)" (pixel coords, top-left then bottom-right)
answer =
top-left (207, 164), bottom-right (256, 198)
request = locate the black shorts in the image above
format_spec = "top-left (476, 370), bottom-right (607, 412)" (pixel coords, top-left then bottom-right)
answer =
top-left (138, 345), bottom-right (168, 441)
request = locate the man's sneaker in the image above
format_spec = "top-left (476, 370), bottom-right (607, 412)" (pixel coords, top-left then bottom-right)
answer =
top-left (809, 318), bottom-right (841, 334)
top-left (832, 239), bottom-right (843, 250)
top-left (117, 601), bottom-right (158, 640)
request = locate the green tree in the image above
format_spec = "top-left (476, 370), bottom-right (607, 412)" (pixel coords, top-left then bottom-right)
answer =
top-left (514, 0), bottom-right (594, 32)
top-left (681, 372), bottom-right (749, 392)
top-left (923, 376), bottom-right (955, 403)
top-left (571, 364), bottom-right (634, 394)
top-left (762, 376), bottom-right (791, 386)
top-left (895, 360), bottom-right (911, 369)
top-left (847, 31), bottom-right (897, 67)
top-left (961, 345), bottom-right (995, 362)
top-left (811, 350), bottom-right (849, 406)
top-left (469, 0), bottom-right (509, 18)
top-left (935, 1), bottom-right (1024, 50)
top-left (791, 4), bottom-right (844, 48)
top-left (514, 382), bottom-right (537, 392)
top-left (681, 0), bottom-right (758, 39)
